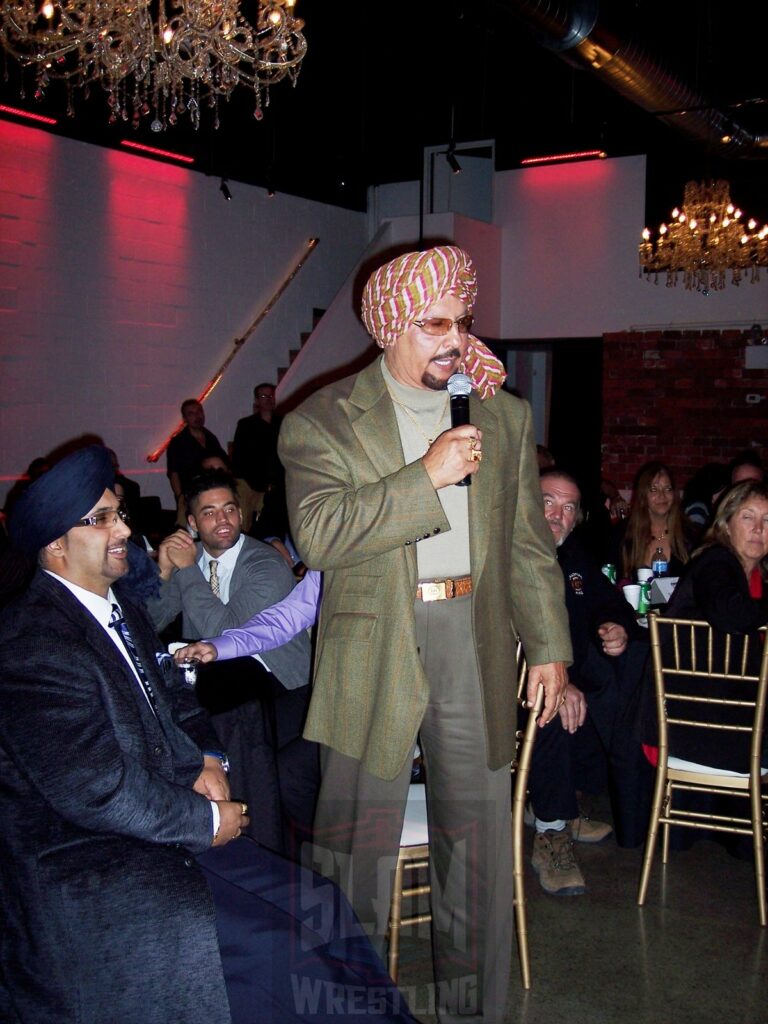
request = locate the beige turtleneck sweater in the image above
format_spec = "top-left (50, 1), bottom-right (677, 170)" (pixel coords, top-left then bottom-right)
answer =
top-left (381, 357), bottom-right (471, 579)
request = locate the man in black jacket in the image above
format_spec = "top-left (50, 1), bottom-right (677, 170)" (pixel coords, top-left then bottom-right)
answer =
top-left (231, 382), bottom-right (283, 499)
top-left (0, 445), bottom-right (417, 1024)
top-left (527, 469), bottom-right (644, 895)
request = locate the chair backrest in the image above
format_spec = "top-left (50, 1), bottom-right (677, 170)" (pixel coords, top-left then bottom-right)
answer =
top-left (648, 613), bottom-right (768, 777)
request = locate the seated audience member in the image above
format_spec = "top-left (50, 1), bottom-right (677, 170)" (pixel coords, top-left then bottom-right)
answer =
top-left (682, 454), bottom-right (764, 540)
top-left (176, 454), bottom-right (261, 534)
top-left (650, 480), bottom-right (768, 773)
top-left (167, 398), bottom-right (227, 509)
top-left (0, 445), bottom-right (417, 1024)
top-left (113, 475), bottom-right (154, 554)
top-left (536, 443), bottom-right (556, 470)
top-left (611, 460), bottom-right (693, 583)
top-left (682, 461), bottom-right (730, 537)
top-left (526, 470), bottom-right (649, 894)
top-left (728, 450), bottom-right (765, 486)
top-left (107, 447), bottom-right (143, 532)
top-left (148, 468), bottom-right (318, 854)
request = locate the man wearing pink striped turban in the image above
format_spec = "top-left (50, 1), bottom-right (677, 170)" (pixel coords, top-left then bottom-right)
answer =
top-left (361, 245), bottom-right (507, 399)
top-left (280, 244), bottom-right (571, 1022)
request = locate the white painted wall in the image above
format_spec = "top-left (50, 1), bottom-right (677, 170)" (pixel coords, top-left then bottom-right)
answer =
top-left (0, 122), bottom-right (367, 506)
top-left (496, 155), bottom-right (768, 338)
top-left (3, 131), bottom-right (766, 513)
top-left (372, 156), bottom-right (768, 340)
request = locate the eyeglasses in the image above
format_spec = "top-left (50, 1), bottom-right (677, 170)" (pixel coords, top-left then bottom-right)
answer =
top-left (74, 506), bottom-right (130, 529)
top-left (412, 314), bottom-right (474, 337)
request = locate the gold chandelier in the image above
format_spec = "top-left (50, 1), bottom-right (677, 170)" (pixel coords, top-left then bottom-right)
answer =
top-left (0, 0), bottom-right (307, 130)
top-left (639, 180), bottom-right (768, 293)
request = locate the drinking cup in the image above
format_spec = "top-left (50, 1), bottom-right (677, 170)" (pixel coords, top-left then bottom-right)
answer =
top-left (622, 584), bottom-right (642, 611)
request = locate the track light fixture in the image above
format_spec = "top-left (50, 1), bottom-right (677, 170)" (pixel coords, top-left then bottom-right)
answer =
top-left (446, 148), bottom-right (462, 175)
top-left (220, 178), bottom-right (232, 202)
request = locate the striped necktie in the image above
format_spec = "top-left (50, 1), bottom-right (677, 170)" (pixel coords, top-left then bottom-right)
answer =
top-left (109, 604), bottom-right (159, 717)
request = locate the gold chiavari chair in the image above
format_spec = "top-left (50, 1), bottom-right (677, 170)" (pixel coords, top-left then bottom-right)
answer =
top-left (511, 641), bottom-right (544, 991)
top-left (637, 614), bottom-right (768, 925)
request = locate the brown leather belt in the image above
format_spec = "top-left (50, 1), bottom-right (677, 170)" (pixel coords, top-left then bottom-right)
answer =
top-left (416, 576), bottom-right (473, 602)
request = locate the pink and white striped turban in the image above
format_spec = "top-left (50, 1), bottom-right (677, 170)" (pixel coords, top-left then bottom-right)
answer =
top-left (361, 245), bottom-right (507, 400)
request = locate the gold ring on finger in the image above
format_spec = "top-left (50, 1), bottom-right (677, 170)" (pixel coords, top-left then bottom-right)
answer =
top-left (240, 802), bottom-right (248, 815)
top-left (469, 449), bottom-right (483, 463)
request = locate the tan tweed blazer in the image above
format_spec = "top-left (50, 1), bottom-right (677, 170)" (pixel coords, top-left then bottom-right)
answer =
top-left (279, 358), bottom-right (572, 780)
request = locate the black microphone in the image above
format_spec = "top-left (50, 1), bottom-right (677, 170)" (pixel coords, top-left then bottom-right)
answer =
top-left (447, 372), bottom-right (473, 487)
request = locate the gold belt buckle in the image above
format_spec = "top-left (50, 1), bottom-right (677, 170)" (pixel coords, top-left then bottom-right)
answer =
top-left (421, 581), bottom-right (447, 602)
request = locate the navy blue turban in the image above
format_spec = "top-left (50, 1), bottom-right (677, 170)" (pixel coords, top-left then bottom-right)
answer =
top-left (9, 445), bottom-right (115, 558)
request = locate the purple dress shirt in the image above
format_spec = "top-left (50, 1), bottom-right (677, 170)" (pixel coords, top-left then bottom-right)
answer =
top-left (208, 569), bottom-right (321, 661)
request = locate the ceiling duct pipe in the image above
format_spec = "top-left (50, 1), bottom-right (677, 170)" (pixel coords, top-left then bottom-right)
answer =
top-left (502, 0), bottom-right (768, 157)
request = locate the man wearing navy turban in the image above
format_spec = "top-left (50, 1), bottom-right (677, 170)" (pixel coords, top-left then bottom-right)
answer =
top-left (0, 444), bottom-right (418, 1024)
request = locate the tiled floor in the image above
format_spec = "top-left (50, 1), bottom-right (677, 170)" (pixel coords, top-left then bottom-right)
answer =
top-left (395, 810), bottom-right (768, 1024)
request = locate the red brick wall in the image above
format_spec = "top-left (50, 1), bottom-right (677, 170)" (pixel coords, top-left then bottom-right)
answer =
top-left (602, 329), bottom-right (768, 491)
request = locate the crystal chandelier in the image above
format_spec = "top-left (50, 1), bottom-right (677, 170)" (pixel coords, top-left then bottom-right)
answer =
top-left (0, 0), bottom-right (307, 130)
top-left (639, 180), bottom-right (768, 293)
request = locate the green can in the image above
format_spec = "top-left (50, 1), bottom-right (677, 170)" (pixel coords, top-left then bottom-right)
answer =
top-left (637, 580), bottom-right (651, 615)
top-left (601, 563), bottom-right (617, 585)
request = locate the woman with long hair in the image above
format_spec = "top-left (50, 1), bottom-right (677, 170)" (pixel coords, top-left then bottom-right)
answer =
top-left (682, 478), bottom-right (768, 618)
top-left (619, 461), bottom-right (691, 580)
top-left (645, 479), bottom-right (768, 775)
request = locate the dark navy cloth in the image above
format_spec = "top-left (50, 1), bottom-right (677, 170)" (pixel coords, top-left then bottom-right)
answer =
top-left (198, 838), bottom-right (418, 1024)
top-left (9, 444), bottom-right (114, 557)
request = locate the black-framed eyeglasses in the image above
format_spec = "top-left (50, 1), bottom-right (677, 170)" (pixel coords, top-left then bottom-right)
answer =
top-left (74, 506), bottom-right (131, 530)
top-left (412, 314), bottom-right (474, 337)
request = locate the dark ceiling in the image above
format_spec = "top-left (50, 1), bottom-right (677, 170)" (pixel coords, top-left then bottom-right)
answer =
top-left (1, 0), bottom-right (767, 224)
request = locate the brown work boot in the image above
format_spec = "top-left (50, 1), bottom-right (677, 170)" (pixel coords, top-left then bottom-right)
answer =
top-left (569, 815), bottom-right (613, 844)
top-left (531, 829), bottom-right (586, 896)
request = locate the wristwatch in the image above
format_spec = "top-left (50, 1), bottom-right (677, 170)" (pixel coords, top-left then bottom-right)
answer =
top-left (203, 750), bottom-right (230, 774)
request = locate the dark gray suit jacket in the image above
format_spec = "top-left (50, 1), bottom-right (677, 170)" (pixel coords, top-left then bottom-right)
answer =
top-left (148, 536), bottom-right (310, 691)
top-left (0, 571), bottom-right (231, 1024)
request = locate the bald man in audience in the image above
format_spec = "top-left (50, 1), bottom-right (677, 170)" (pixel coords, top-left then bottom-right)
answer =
top-left (536, 468), bottom-right (652, 862)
